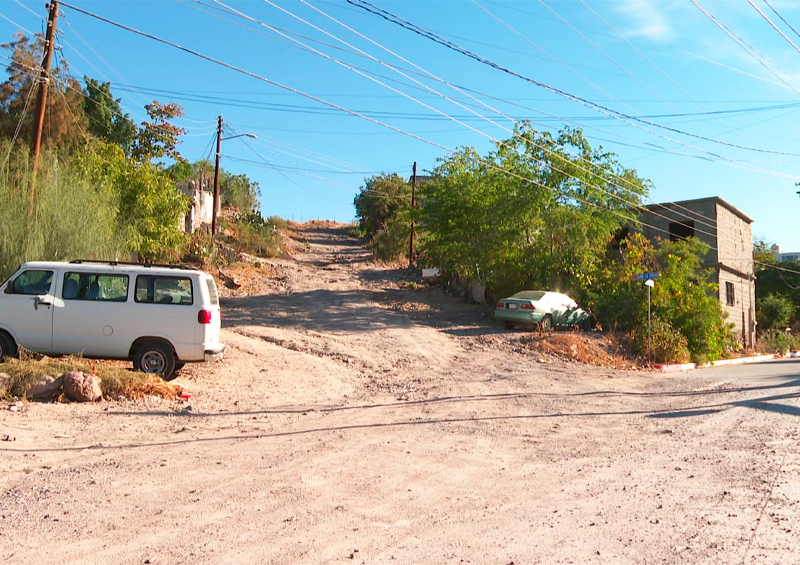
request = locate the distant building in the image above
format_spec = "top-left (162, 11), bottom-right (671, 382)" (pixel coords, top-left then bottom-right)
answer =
top-left (770, 245), bottom-right (800, 263)
top-left (639, 197), bottom-right (755, 348)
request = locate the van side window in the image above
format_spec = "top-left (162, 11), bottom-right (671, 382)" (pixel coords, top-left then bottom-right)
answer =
top-left (63, 272), bottom-right (129, 302)
top-left (5, 270), bottom-right (53, 295)
top-left (135, 275), bottom-right (193, 305)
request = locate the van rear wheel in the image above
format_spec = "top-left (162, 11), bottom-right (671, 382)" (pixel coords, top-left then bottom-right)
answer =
top-left (0, 332), bottom-right (16, 361)
top-left (133, 341), bottom-right (177, 380)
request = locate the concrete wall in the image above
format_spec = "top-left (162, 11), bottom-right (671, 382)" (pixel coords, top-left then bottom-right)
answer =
top-left (640, 200), bottom-right (718, 264)
top-left (718, 267), bottom-right (756, 347)
top-left (178, 180), bottom-right (215, 234)
top-left (715, 203), bottom-right (753, 281)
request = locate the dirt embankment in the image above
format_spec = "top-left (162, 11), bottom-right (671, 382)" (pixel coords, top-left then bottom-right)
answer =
top-left (2, 226), bottom-right (799, 565)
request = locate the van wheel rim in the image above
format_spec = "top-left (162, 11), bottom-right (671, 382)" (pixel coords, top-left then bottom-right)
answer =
top-left (142, 351), bottom-right (166, 373)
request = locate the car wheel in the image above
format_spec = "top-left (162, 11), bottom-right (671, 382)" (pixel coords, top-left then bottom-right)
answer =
top-left (0, 332), bottom-right (16, 361)
top-left (504, 321), bottom-right (515, 329)
top-left (541, 315), bottom-right (553, 332)
top-left (133, 341), bottom-right (177, 380)
top-left (175, 362), bottom-right (186, 371)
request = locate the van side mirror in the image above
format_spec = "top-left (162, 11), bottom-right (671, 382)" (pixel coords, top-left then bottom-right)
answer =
top-left (3, 280), bottom-right (15, 294)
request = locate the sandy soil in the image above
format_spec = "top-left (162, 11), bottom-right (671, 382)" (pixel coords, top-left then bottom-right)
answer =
top-left (2, 226), bottom-right (799, 564)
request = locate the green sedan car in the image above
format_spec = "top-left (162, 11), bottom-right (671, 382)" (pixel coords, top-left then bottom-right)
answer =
top-left (495, 290), bottom-right (593, 331)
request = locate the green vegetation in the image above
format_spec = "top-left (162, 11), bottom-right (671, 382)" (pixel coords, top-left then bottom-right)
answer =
top-left (756, 293), bottom-right (794, 332)
top-left (224, 211), bottom-right (281, 258)
top-left (0, 32), bottom-right (273, 279)
top-left (354, 124), bottom-right (734, 363)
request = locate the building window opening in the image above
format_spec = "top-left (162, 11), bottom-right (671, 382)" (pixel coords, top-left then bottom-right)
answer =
top-left (669, 220), bottom-right (695, 242)
top-left (725, 282), bottom-right (735, 306)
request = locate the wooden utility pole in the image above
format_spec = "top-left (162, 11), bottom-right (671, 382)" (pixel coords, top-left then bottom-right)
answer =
top-left (211, 115), bottom-right (223, 235)
top-left (29, 0), bottom-right (59, 218)
top-left (408, 161), bottom-right (417, 267)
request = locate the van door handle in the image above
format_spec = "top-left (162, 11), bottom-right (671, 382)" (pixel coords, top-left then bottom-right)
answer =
top-left (32, 298), bottom-right (51, 310)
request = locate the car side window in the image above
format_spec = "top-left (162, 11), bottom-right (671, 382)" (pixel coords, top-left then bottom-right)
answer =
top-left (62, 272), bottom-right (129, 302)
top-left (135, 275), bottom-right (193, 305)
top-left (5, 270), bottom-right (54, 295)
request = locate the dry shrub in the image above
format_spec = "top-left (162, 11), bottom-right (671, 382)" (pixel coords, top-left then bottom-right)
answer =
top-left (0, 355), bottom-right (180, 400)
top-left (530, 331), bottom-right (636, 369)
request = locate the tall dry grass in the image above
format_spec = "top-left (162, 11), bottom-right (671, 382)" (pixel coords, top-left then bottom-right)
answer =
top-left (0, 141), bottom-right (128, 280)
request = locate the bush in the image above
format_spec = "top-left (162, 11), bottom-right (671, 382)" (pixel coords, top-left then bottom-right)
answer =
top-left (757, 294), bottom-right (794, 332)
top-left (225, 211), bottom-right (280, 258)
top-left (760, 329), bottom-right (794, 355)
top-left (182, 230), bottom-right (214, 264)
top-left (370, 220), bottom-right (410, 263)
top-left (631, 318), bottom-right (690, 364)
top-left (267, 215), bottom-right (289, 230)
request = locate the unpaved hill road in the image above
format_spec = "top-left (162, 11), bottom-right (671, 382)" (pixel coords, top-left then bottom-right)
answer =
top-left (2, 226), bottom-right (800, 564)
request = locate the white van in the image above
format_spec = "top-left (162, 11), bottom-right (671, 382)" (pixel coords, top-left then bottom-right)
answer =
top-left (0, 261), bottom-right (225, 378)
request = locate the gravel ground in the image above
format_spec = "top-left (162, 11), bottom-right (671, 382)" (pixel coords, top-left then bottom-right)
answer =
top-left (2, 226), bottom-right (799, 564)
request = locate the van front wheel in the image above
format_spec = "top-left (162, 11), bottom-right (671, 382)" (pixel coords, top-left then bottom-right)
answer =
top-left (133, 341), bottom-right (177, 380)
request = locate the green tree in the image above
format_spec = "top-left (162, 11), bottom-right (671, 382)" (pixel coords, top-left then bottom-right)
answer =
top-left (220, 170), bottom-right (260, 212)
top-left (0, 32), bottom-right (86, 148)
top-left (131, 100), bottom-right (186, 164)
top-left (354, 173), bottom-right (410, 236)
top-left (417, 124), bottom-right (651, 297)
top-left (71, 137), bottom-right (189, 260)
top-left (757, 293), bottom-right (794, 332)
top-left (353, 173), bottom-right (412, 260)
top-left (82, 77), bottom-right (136, 152)
top-left (589, 233), bottom-right (733, 363)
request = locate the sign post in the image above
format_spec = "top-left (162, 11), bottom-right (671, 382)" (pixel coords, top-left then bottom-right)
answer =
top-left (633, 272), bottom-right (660, 361)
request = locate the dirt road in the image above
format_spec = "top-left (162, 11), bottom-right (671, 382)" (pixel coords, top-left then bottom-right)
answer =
top-left (2, 226), bottom-right (800, 564)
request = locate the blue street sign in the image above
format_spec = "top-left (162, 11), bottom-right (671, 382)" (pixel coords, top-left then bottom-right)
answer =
top-left (633, 271), bottom-right (660, 282)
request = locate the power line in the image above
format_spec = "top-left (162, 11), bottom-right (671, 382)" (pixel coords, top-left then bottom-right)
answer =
top-left (689, 0), bottom-right (800, 96)
top-left (0, 8), bottom-right (37, 36)
top-left (49, 0), bottom-right (776, 266)
top-left (763, 0), bottom-right (800, 43)
top-left (220, 0), bottom-right (716, 237)
top-left (748, 0), bottom-right (800, 57)
top-left (344, 0), bottom-right (800, 168)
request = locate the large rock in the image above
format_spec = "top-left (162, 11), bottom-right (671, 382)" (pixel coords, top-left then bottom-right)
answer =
top-left (27, 375), bottom-right (63, 400)
top-left (62, 371), bottom-right (102, 402)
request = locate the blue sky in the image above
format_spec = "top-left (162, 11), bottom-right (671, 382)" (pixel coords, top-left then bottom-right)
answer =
top-left (3, 1), bottom-right (800, 249)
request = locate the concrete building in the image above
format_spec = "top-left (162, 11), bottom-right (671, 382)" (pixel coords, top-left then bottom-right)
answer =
top-left (177, 180), bottom-right (215, 234)
top-left (639, 197), bottom-right (755, 348)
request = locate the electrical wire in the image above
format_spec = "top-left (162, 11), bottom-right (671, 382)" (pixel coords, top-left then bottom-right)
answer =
top-left (344, 0), bottom-right (800, 167)
top-left (52, 1), bottom-right (718, 245)
top-left (748, 0), bottom-right (800, 56)
top-left (468, 0), bottom-right (637, 114)
top-left (763, 0), bottom-right (800, 42)
top-left (0, 9), bottom-right (37, 36)
top-left (52, 0), bottom-right (791, 279)
top-left (248, 0), bottom-right (719, 235)
top-left (689, 0), bottom-right (800, 96)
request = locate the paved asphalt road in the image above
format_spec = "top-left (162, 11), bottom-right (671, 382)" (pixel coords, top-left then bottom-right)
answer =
top-left (695, 358), bottom-right (800, 388)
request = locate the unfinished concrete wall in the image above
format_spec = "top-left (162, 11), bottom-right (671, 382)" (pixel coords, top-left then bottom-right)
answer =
top-left (178, 181), bottom-right (214, 234)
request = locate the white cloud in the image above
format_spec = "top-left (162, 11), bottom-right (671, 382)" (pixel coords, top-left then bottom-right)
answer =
top-left (613, 0), bottom-right (677, 43)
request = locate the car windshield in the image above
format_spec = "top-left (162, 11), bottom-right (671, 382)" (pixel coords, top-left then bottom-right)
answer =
top-left (510, 291), bottom-right (545, 301)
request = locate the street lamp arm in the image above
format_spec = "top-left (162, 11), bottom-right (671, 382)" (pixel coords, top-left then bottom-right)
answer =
top-left (221, 133), bottom-right (257, 141)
